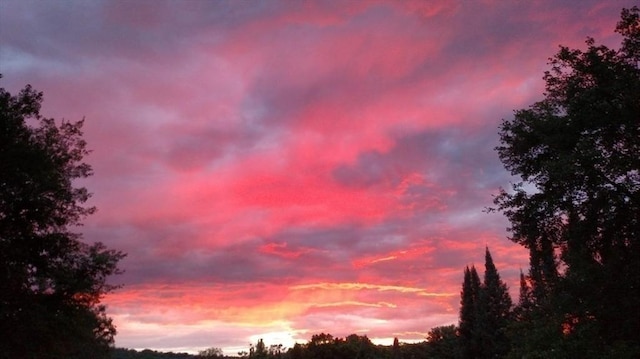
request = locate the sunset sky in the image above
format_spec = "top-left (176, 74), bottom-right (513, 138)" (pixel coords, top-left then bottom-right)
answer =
top-left (0, 0), bottom-right (634, 355)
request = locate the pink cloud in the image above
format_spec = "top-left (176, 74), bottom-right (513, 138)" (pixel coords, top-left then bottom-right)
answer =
top-left (259, 242), bottom-right (317, 259)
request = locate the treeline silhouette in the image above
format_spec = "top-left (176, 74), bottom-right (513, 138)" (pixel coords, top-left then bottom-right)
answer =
top-left (113, 348), bottom-right (195, 359)
top-left (112, 334), bottom-right (445, 359)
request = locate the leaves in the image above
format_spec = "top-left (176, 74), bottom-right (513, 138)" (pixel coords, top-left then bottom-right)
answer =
top-left (495, 6), bottom-right (640, 356)
top-left (0, 79), bottom-right (124, 358)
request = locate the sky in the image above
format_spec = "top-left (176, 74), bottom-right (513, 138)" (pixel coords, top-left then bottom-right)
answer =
top-left (0, 0), bottom-right (634, 355)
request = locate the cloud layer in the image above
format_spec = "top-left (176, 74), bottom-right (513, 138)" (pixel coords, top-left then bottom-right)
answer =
top-left (0, 0), bottom-right (631, 354)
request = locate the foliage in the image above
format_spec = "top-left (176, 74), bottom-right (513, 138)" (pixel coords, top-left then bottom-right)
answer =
top-left (275, 334), bottom-right (430, 359)
top-left (480, 248), bottom-right (512, 358)
top-left (0, 78), bottom-right (125, 358)
top-left (112, 334), bottom-right (434, 359)
top-left (303, 333), bottom-right (383, 359)
top-left (458, 248), bottom-right (512, 359)
top-left (425, 325), bottom-right (460, 359)
top-left (391, 337), bottom-right (400, 359)
top-left (458, 265), bottom-right (481, 359)
top-left (494, 6), bottom-right (640, 357)
top-left (112, 348), bottom-right (196, 359)
top-left (199, 347), bottom-right (224, 358)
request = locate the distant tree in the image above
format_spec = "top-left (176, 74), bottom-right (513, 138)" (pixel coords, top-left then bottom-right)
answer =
top-left (0, 78), bottom-right (125, 358)
top-left (306, 333), bottom-right (336, 359)
top-left (288, 343), bottom-right (304, 359)
top-left (426, 325), bottom-right (460, 359)
top-left (249, 339), bottom-right (268, 359)
top-left (310, 333), bottom-right (334, 345)
top-left (339, 334), bottom-right (378, 359)
top-left (112, 347), bottom-right (197, 359)
top-left (392, 337), bottom-right (401, 359)
top-left (493, 6), bottom-right (640, 357)
top-left (198, 347), bottom-right (224, 358)
top-left (287, 333), bottom-right (387, 359)
top-left (267, 344), bottom-right (284, 358)
top-left (398, 341), bottom-right (430, 359)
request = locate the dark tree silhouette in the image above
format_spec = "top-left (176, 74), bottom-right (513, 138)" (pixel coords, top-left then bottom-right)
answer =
top-left (458, 265), bottom-right (481, 359)
top-left (494, 6), bottom-right (640, 357)
top-left (249, 339), bottom-right (268, 359)
top-left (426, 325), bottom-right (460, 359)
top-left (458, 249), bottom-right (513, 359)
top-left (198, 347), bottom-right (224, 358)
top-left (391, 337), bottom-right (401, 359)
top-left (0, 78), bottom-right (125, 358)
top-left (480, 247), bottom-right (512, 358)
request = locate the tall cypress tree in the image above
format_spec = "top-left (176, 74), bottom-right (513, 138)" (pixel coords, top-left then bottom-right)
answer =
top-left (481, 247), bottom-right (513, 358)
top-left (459, 250), bottom-right (515, 359)
top-left (459, 265), bottom-right (481, 359)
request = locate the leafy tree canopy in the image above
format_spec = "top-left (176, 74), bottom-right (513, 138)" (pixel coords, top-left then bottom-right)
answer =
top-left (494, 6), bottom-right (640, 356)
top-left (198, 347), bottom-right (224, 358)
top-left (0, 77), bottom-right (125, 358)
